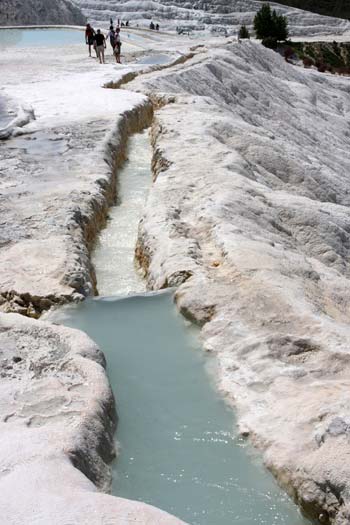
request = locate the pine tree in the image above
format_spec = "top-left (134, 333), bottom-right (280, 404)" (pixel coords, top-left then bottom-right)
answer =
top-left (254, 3), bottom-right (274, 39)
top-left (272, 9), bottom-right (289, 41)
top-left (238, 25), bottom-right (250, 39)
top-left (254, 3), bottom-right (288, 41)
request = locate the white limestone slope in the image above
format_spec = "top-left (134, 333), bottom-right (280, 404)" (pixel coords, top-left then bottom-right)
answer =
top-left (73, 0), bottom-right (350, 38)
top-left (0, 42), bottom-right (154, 316)
top-left (131, 42), bottom-right (350, 523)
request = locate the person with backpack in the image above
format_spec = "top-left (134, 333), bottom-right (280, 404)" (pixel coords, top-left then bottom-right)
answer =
top-left (95, 29), bottom-right (106, 64)
top-left (113, 27), bottom-right (122, 64)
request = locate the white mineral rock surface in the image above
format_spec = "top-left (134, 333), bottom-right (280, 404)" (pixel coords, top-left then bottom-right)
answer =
top-left (129, 41), bottom-right (350, 523)
top-left (2, 17), bottom-right (350, 525)
top-left (74, 0), bottom-right (350, 38)
top-left (0, 40), bottom-right (154, 315)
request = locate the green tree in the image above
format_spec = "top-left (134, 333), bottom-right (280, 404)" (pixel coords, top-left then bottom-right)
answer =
top-left (254, 3), bottom-right (288, 41)
top-left (254, 3), bottom-right (274, 39)
top-left (238, 25), bottom-right (250, 39)
top-left (272, 10), bottom-right (289, 41)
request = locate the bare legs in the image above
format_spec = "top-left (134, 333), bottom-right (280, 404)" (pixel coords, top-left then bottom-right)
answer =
top-left (97, 46), bottom-right (105, 64)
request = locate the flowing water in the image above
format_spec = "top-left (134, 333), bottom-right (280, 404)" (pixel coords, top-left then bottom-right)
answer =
top-left (50, 131), bottom-right (313, 525)
top-left (92, 132), bottom-right (151, 297)
top-left (55, 293), bottom-right (312, 525)
top-left (0, 28), bottom-right (83, 48)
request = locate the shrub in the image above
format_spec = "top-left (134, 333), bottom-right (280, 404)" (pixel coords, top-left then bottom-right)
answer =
top-left (332, 41), bottom-right (340, 54)
top-left (239, 25), bottom-right (250, 39)
top-left (254, 3), bottom-right (288, 41)
top-left (284, 46), bottom-right (294, 61)
top-left (262, 36), bottom-right (278, 49)
top-left (303, 56), bottom-right (314, 68)
top-left (336, 66), bottom-right (350, 75)
top-left (317, 62), bottom-right (327, 73)
top-left (272, 10), bottom-right (288, 41)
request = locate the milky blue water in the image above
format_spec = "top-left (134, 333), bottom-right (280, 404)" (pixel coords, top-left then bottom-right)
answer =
top-left (53, 293), bottom-right (313, 525)
top-left (137, 54), bottom-right (172, 65)
top-left (0, 28), bottom-right (83, 48)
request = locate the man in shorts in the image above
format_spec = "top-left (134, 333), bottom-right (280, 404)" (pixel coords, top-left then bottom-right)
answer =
top-left (85, 24), bottom-right (95, 57)
top-left (95, 29), bottom-right (106, 64)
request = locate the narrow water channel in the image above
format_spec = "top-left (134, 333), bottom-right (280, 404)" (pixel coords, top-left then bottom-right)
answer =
top-left (92, 132), bottom-right (150, 297)
top-left (50, 131), bottom-right (313, 525)
top-left (54, 293), bottom-right (312, 525)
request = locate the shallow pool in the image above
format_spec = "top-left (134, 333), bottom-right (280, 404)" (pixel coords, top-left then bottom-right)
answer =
top-left (0, 28), bottom-right (83, 47)
top-left (137, 53), bottom-right (173, 65)
top-left (53, 292), bottom-right (313, 525)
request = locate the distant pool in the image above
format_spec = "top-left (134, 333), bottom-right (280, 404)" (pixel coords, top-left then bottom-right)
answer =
top-left (137, 54), bottom-right (172, 65)
top-left (0, 28), bottom-right (83, 47)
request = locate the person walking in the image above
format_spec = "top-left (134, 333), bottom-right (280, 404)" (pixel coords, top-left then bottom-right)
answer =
top-left (95, 29), bottom-right (106, 64)
top-left (107, 26), bottom-right (116, 49)
top-left (113, 27), bottom-right (122, 64)
top-left (85, 23), bottom-right (95, 57)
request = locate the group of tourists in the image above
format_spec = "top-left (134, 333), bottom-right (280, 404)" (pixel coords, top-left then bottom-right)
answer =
top-left (149, 21), bottom-right (160, 30)
top-left (85, 18), bottom-right (161, 64)
top-left (85, 23), bottom-right (122, 64)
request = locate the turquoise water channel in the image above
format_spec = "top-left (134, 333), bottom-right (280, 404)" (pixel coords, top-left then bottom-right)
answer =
top-left (55, 293), bottom-right (312, 525)
top-left (0, 28), bottom-right (83, 47)
top-left (49, 131), bottom-right (313, 524)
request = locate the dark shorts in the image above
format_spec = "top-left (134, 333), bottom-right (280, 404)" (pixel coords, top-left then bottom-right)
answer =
top-left (87, 37), bottom-right (94, 45)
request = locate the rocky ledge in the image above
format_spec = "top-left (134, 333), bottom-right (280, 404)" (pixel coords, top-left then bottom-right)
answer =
top-left (0, 85), bottom-right (153, 317)
top-left (0, 0), bottom-right (86, 26)
top-left (131, 41), bottom-right (350, 524)
top-left (74, 0), bottom-right (350, 37)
